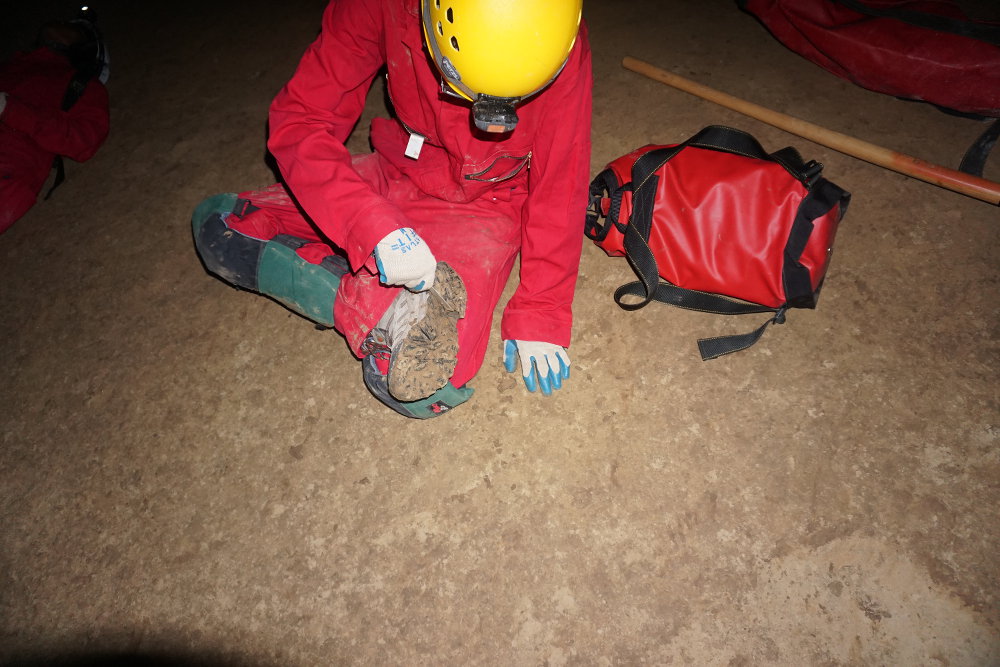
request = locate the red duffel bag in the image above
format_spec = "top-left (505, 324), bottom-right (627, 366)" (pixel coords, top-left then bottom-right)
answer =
top-left (738, 0), bottom-right (1000, 118)
top-left (585, 125), bottom-right (851, 360)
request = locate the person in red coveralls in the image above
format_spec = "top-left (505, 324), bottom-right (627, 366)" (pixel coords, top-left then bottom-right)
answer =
top-left (192, 0), bottom-right (592, 418)
top-left (0, 9), bottom-right (110, 234)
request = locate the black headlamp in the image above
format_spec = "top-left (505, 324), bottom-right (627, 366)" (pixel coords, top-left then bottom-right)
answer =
top-left (433, 43), bottom-right (524, 135)
top-left (437, 75), bottom-right (521, 134)
top-left (472, 95), bottom-right (520, 134)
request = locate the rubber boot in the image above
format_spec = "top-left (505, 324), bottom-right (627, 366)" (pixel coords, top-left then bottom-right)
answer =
top-left (362, 356), bottom-right (474, 418)
top-left (191, 193), bottom-right (346, 327)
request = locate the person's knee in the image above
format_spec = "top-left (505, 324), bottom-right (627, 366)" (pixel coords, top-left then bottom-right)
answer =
top-left (192, 193), bottom-right (348, 326)
top-left (192, 211), bottom-right (266, 291)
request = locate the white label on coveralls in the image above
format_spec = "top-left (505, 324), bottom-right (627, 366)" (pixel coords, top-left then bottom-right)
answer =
top-left (405, 132), bottom-right (425, 160)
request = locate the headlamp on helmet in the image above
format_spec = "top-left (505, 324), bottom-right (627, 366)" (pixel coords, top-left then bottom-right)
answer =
top-left (422, 0), bottom-right (582, 133)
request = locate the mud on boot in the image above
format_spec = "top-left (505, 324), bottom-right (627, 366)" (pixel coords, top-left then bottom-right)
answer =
top-left (379, 262), bottom-right (467, 402)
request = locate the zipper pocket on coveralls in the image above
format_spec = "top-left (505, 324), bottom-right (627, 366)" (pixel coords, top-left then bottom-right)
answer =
top-left (463, 152), bottom-right (532, 183)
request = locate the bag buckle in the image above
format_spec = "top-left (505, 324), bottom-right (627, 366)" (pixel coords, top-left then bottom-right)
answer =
top-left (802, 160), bottom-right (824, 187)
top-left (772, 306), bottom-right (788, 325)
top-left (584, 193), bottom-right (605, 240)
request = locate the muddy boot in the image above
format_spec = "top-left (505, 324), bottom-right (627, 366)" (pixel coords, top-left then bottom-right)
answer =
top-left (375, 262), bottom-right (467, 402)
top-left (191, 193), bottom-right (347, 328)
top-left (360, 354), bottom-right (474, 419)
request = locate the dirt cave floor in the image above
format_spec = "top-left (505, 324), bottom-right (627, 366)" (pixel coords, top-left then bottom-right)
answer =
top-left (2, 0), bottom-right (998, 664)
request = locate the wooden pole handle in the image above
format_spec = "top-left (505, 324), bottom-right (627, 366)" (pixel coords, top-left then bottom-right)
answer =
top-left (622, 56), bottom-right (1000, 205)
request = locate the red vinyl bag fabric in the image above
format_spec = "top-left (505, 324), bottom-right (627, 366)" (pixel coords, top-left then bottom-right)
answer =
top-left (739, 0), bottom-right (1000, 117)
top-left (585, 126), bottom-right (851, 359)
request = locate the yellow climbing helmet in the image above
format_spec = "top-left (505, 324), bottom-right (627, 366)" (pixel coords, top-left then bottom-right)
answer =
top-left (421, 0), bottom-right (583, 133)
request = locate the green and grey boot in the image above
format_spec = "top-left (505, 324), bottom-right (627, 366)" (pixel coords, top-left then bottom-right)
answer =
top-left (191, 193), bottom-right (347, 328)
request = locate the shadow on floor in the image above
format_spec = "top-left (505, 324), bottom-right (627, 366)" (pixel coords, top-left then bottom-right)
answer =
top-left (4, 649), bottom-right (278, 667)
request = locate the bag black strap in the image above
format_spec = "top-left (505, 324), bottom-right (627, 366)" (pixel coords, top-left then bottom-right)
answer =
top-left (614, 280), bottom-right (785, 359)
top-left (831, 0), bottom-right (1000, 47)
top-left (959, 118), bottom-right (1000, 178)
top-left (585, 168), bottom-right (628, 242)
top-left (44, 67), bottom-right (96, 201)
top-left (614, 125), bottom-right (842, 359)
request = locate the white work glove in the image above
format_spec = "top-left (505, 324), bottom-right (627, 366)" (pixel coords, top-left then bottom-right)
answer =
top-left (0, 92), bottom-right (7, 117)
top-left (503, 340), bottom-right (571, 396)
top-left (374, 227), bottom-right (437, 291)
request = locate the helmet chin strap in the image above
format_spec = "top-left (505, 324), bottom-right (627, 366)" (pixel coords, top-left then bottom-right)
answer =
top-left (472, 95), bottom-right (520, 133)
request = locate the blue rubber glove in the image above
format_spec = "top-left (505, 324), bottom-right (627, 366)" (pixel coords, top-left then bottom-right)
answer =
top-left (503, 340), bottom-right (571, 396)
top-left (374, 227), bottom-right (436, 291)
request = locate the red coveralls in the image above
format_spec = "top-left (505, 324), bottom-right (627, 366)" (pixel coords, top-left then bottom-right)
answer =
top-left (248, 0), bottom-right (592, 389)
top-left (0, 47), bottom-right (109, 233)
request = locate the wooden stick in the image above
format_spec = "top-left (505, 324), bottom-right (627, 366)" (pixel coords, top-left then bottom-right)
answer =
top-left (622, 56), bottom-right (1000, 205)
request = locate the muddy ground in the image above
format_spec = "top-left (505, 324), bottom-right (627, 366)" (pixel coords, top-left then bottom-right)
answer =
top-left (1, 0), bottom-right (998, 664)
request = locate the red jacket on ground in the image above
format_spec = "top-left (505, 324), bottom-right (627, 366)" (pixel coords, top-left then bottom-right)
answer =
top-left (268, 0), bottom-right (593, 347)
top-left (0, 47), bottom-right (110, 232)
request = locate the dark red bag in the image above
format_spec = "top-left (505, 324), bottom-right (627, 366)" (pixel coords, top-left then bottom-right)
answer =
top-left (585, 126), bottom-right (850, 359)
top-left (738, 0), bottom-right (1000, 118)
